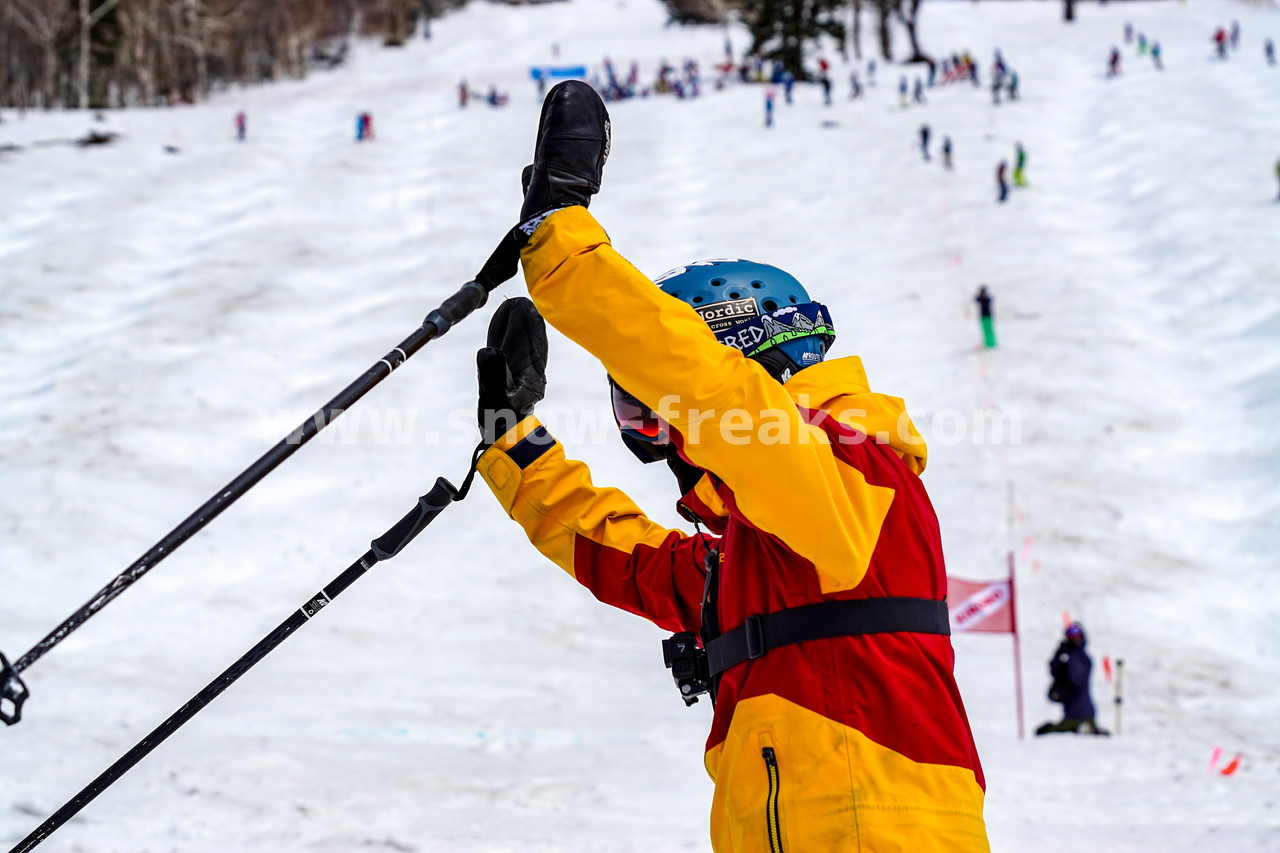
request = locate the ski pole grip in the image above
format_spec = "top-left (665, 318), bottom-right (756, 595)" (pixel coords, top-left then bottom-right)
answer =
top-left (424, 281), bottom-right (489, 338)
top-left (370, 477), bottom-right (459, 561)
top-left (1, 651), bottom-right (30, 726)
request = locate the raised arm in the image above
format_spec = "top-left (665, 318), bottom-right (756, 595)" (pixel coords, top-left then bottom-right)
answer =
top-left (479, 417), bottom-right (709, 632)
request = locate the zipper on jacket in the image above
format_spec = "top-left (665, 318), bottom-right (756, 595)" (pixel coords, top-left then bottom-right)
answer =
top-left (762, 746), bottom-right (784, 853)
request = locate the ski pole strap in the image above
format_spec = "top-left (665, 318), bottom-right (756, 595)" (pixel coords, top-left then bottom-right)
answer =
top-left (705, 597), bottom-right (950, 678)
top-left (422, 235), bottom-right (521, 338)
top-left (475, 236), bottom-right (521, 291)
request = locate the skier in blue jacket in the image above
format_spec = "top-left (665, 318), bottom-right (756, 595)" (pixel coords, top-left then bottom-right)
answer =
top-left (1037, 623), bottom-right (1108, 735)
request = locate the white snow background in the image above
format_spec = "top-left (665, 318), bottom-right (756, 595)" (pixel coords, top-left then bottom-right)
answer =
top-left (2, 0), bottom-right (1278, 850)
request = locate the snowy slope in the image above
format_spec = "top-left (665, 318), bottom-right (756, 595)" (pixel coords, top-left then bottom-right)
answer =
top-left (2, 0), bottom-right (1279, 850)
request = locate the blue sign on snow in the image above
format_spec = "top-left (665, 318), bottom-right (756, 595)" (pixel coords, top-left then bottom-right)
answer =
top-left (530, 66), bottom-right (587, 80)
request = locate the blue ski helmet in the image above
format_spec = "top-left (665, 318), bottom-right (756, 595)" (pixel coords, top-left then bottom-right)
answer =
top-left (611, 260), bottom-right (836, 465)
top-left (653, 259), bottom-right (835, 382)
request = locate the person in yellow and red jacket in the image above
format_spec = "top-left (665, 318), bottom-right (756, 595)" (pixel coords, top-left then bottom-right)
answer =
top-left (472, 81), bottom-right (990, 852)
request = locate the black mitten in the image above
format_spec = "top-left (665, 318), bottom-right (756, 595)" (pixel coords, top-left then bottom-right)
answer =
top-left (477, 297), bottom-right (549, 443)
top-left (515, 81), bottom-right (611, 243)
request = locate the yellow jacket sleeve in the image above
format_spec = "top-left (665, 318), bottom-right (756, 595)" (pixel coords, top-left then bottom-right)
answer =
top-left (478, 416), bottom-right (709, 631)
top-left (520, 207), bottom-right (894, 593)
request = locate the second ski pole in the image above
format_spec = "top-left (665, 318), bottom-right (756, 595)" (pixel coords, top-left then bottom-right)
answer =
top-left (7, 476), bottom-right (461, 853)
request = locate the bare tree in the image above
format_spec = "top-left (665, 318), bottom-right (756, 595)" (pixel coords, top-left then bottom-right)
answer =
top-left (873, 0), bottom-right (892, 61)
top-left (77, 0), bottom-right (122, 108)
top-left (1, 0), bottom-right (437, 109)
top-left (849, 0), bottom-right (862, 61)
top-left (3, 0), bottom-right (64, 108)
top-left (893, 0), bottom-right (926, 62)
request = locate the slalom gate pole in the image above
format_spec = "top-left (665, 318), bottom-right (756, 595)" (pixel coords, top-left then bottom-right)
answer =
top-left (1008, 551), bottom-right (1025, 740)
top-left (7, 476), bottom-right (461, 853)
top-left (0, 239), bottom-right (518, 726)
top-left (1115, 658), bottom-right (1124, 735)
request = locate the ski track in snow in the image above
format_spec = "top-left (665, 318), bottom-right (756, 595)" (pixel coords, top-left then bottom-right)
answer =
top-left (2, 0), bottom-right (1279, 850)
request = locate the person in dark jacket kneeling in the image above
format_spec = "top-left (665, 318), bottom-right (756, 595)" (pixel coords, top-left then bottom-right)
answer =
top-left (1037, 622), bottom-right (1109, 735)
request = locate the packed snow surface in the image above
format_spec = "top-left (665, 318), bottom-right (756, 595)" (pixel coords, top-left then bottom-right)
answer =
top-left (2, 0), bottom-right (1278, 850)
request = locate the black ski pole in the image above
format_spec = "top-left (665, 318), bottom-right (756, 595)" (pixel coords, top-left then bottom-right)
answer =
top-left (0, 238), bottom-right (518, 726)
top-left (7, 475), bottom-right (461, 853)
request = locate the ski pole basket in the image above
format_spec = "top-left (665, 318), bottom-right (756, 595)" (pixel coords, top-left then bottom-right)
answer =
top-left (0, 651), bottom-right (29, 726)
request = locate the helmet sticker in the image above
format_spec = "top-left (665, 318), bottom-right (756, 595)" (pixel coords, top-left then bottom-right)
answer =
top-left (693, 297), bottom-right (759, 333)
top-left (712, 302), bottom-right (836, 356)
top-left (653, 258), bottom-right (746, 284)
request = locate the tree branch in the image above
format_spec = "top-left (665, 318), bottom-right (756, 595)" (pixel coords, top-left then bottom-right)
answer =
top-left (4, 0), bottom-right (53, 42)
top-left (87, 0), bottom-right (124, 30)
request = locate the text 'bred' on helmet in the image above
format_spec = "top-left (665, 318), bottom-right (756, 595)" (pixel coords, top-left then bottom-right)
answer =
top-left (653, 259), bottom-right (835, 381)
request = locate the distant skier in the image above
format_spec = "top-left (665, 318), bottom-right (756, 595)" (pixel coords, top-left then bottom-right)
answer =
top-left (1137, 33), bottom-right (1148, 55)
top-left (849, 71), bottom-right (863, 98)
top-left (355, 112), bottom-right (374, 141)
top-left (459, 79), bottom-right (470, 108)
top-left (942, 136), bottom-right (953, 170)
top-left (1275, 156), bottom-right (1280, 201)
top-left (783, 70), bottom-right (796, 105)
top-left (1151, 41), bottom-right (1163, 70)
top-left (1013, 142), bottom-right (1028, 187)
top-left (1007, 70), bottom-right (1020, 100)
top-left (996, 160), bottom-right (1009, 203)
top-left (1214, 28), bottom-right (1228, 60)
top-left (1124, 21), bottom-right (1133, 43)
top-left (913, 77), bottom-right (926, 104)
top-left (974, 285), bottom-right (996, 348)
top-left (899, 75), bottom-right (909, 108)
top-left (764, 88), bottom-right (775, 127)
top-left (867, 58), bottom-right (877, 85)
top-left (1036, 623), bottom-right (1108, 736)
top-left (1108, 47), bottom-right (1122, 77)
top-left (991, 72), bottom-right (1002, 105)
top-left (920, 124), bottom-right (931, 161)
top-left (927, 57), bottom-right (937, 87)
top-left (821, 74), bottom-right (833, 106)
top-left (1230, 19), bottom-right (1241, 50)
top-left (1265, 38), bottom-right (1275, 66)
top-left (234, 111), bottom-right (246, 141)
top-left (685, 58), bottom-right (701, 97)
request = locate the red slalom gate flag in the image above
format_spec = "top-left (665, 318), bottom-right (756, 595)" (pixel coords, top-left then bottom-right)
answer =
top-left (948, 575), bottom-right (1015, 633)
top-left (949, 555), bottom-right (1025, 738)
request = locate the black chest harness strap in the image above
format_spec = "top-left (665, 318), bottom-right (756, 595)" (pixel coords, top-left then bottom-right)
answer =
top-left (705, 597), bottom-right (951, 678)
